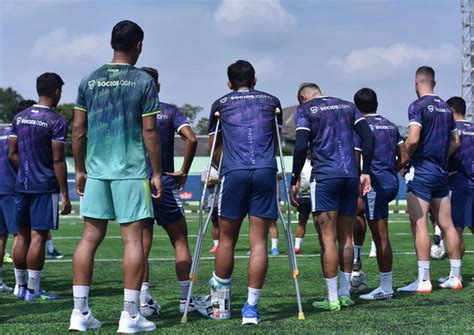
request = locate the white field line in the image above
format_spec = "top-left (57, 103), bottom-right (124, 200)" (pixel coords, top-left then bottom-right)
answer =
top-left (46, 250), bottom-right (474, 263)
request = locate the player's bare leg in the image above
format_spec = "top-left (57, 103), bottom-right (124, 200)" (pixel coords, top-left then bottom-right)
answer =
top-left (294, 216), bottom-right (307, 253)
top-left (0, 232), bottom-right (12, 292)
top-left (12, 225), bottom-right (30, 297)
top-left (139, 224), bottom-right (161, 316)
top-left (248, 216), bottom-right (271, 289)
top-left (215, 217), bottom-right (242, 279)
top-left (269, 220), bottom-right (279, 255)
top-left (353, 197), bottom-right (366, 270)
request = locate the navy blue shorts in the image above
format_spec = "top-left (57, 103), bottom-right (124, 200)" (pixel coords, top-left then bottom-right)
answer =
top-left (405, 166), bottom-right (449, 202)
top-left (219, 168), bottom-right (277, 221)
top-left (311, 178), bottom-right (359, 216)
top-left (16, 193), bottom-right (59, 231)
top-left (147, 187), bottom-right (185, 226)
top-left (0, 195), bottom-right (18, 235)
top-left (450, 188), bottom-right (474, 228)
top-left (297, 197), bottom-right (311, 221)
top-left (364, 187), bottom-right (398, 221)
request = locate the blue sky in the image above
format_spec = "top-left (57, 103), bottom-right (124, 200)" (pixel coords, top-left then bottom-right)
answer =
top-left (0, 0), bottom-right (460, 125)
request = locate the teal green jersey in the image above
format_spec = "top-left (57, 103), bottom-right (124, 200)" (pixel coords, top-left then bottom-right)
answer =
top-left (75, 63), bottom-right (160, 179)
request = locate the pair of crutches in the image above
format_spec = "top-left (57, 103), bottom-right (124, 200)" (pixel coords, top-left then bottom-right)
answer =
top-left (181, 109), bottom-right (304, 324)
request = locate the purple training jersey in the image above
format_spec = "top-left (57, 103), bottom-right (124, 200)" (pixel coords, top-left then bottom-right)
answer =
top-left (407, 95), bottom-right (456, 176)
top-left (153, 102), bottom-right (190, 188)
top-left (208, 89), bottom-right (282, 175)
top-left (354, 114), bottom-right (403, 190)
top-left (11, 105), bottom-right (68, 193)
top-left (0, 125), bottom-right (17, 195)
top-left (295, 96), bottom-right (364, 181)
top-left (449, 120), bottom-right (474, 189)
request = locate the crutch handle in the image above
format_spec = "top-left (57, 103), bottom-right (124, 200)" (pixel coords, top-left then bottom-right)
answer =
top-left (214, 111), bottom-right (220, 118)
top-left (275, 107), bottom-right (281, 115)
top-left (189, 274), bottom-right (198, 281)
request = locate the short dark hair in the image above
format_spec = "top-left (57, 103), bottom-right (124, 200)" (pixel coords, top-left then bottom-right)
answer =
top-left (227, 60), bottom-right (255, 89)
top-left (354, 87), bottom-right (378, 114)
top-left (36, 73), bottom-right (64, 96)
top-left (446, 96), bottom-right (466, 116)
top-left (416, 66), bottom-right (435, 87)
top-left (141, 67), bottom-right (159, 84)
top-left (111, 20), bottom-right (144, 52)
top-left (16, 99), bottom-right (36, 113)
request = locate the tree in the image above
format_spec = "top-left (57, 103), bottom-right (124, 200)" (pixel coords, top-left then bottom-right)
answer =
top-left (195, 117), bottom-right (209, 135)
top-left (55, 103), bottom-right (74, 156)
top-left (0, 87), bottom-right (24, 123)
top-left (179, 103), bottom-right (203, 125)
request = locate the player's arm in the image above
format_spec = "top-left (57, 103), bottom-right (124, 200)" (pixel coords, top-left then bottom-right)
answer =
top-left (396, 143), bottom-right (409, 172)
top-left (8, 136), bottom-right (19, 169)
top-left (168, 125), bottom-right (197, 189)
top-left (354, 119), bottom-right (375, 195)
top-left (72, 109), bottom-right (88, 196)
top-left (404, 125), bottom-right (421, 156)
top-left (52, 140), bottom-right (71, 215)
top-left (290, 130), bottom-right (310, 206)
top-left (142, 115), bottom-right (162, 199)
top-left (448, 130), bottom-right (460, 157)
top-left (354, 150), bottom-right (361, 174)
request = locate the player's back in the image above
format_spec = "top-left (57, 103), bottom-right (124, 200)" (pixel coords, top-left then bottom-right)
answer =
top-left (449, 120), bottom-right (474, 189)
top-left (209, 89), bottom-right (281, 174)
top-left (0, 125), bottom-right (17, 195)
top-left (76, 64), bottom-right (160, 180)
top-left (296, 96), bottom-right (362, 181)
top-left (11, 105), bottom-right (67, 193)
top-left (408, 95), bottom-right (455, 175)
top-left (359, 114), bottom-right (402, 189)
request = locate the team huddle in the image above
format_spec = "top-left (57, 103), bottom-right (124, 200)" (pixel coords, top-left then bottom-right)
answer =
top-left (0, 20), bottom-right (472, 333)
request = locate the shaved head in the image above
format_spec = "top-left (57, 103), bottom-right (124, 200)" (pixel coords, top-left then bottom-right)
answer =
top-left (415, 66), bottom-right (435, 88)
top-left (297, 82), bottom-right (321, 104)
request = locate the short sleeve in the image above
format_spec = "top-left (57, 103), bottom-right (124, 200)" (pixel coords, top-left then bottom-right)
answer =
top-left (295, 105), bottom-right (310, 132)
top-left (51, 117), bottom-right (68, 143)
top-left (141, 78), bottom-right (160, 117)
top-left (353, 133), bottom-right (362, 152)
top-left (353, 105), bottom-right (365, 125)
top-left (408, 103), bottom-right (422, 128)
top-left (75, 79), bottom-right (87, 112)
top-left (173, 106), bottom-right (190, 134)
top-left (208, 100), bottom-right (219, 135)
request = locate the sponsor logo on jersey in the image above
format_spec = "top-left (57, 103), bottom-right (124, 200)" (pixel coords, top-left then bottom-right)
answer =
top-left (220, 97), bottom-right (228, 104)
top-left (16, 117), bottom-right (48, 128)
top-left (230, 94), bottom-right (272, 101)
top-left (156, 114), bottom-right (169, 120)
top-left (88, 79), bottom-right (137, 90)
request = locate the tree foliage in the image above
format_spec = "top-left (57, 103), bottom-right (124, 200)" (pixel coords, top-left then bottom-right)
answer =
top-left (55, 103), bottom-right (75, 155)
top-left (0, 87), bottom-right (24, 123)
top-left (195, 117), bottom-right (209, 135)
top-left (179, 103), bottom-right (203, 125)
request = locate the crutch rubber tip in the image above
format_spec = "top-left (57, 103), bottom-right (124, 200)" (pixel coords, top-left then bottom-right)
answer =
top-left (180, 316), bottom-right (188, 324)
top-left (298, 312), bottom-right (305, 320)
top-left (189, 274), bottom-right (198, 281)
top-left (275, 107), bottom-right (281, 115)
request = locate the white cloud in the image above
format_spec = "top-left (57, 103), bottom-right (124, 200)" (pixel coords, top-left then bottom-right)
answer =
top-left (30, 28), bottom-right (108, 62)
top-left (328, 43), bottom-right (458, 76)
top-left (213, 0), bottom-right (296, 41)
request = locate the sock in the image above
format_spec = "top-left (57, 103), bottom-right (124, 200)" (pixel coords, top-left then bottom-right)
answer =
top-left (14, 268), bottom-right (27, 286)
top-left (247, 287), bottom-right (262, 306)
top-left (371, 240), bottom-right (376, 250)
top-left (124, 289), bottom-right (140, 317)
top-left (417, 261), bottom-right (430, 282)
top-left (434, 225), bottom-right (442, 237)
top-left (440, 239), bottom-right (445, 249)
top-left (324, 277), bottom-right (338, 303)
top-left (140, 282), bottom-right (152, 304)
top-left (449, 259), bottom-right (461, 277)
top-left (213, 240), bottom-right (219, 247)
top-left (179, 280), bottom-right (190, 300)
top-left (45, 239), bottom-right (54, 253)
top-left (295, 238), bottom-right (303, 249)
top-left (353, 245), bottom-right (362, 262)
top-left (338, 271), bottom-right (351, 297)
top-left (380, 271), bottom-right (393, 292)
top-left (212, 271), bottom-right (232, 285)
top-left (73, 285), bottom-right (90, 314)
top-left (27, 269), bottom-right (41, 293)
top-left (271, 238), bottom-right (278, 249)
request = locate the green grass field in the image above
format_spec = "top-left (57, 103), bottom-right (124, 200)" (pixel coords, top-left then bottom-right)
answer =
top-left (0, 209), bottom-right (473, 334)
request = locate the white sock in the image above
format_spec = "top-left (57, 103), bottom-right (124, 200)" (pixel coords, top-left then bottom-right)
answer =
top-left (247, 287), bottom-right (262, 306)
top-left (14, 268), bottom-right (27, 286)
top-left (179, 280), bottom-right (190, 300)
top-left (353, 245), bottom-right (362, 262)
top-left (124, 289), bottom-right (140, 317)
top-left (449, 259), bottom-right (461, 277)
top-left (140, 282), bottom-right (152, 304)
top-left (380, 271), bottom-right (392, 292)
top-left (417, 261), bottom-right (430, 282)
top-left (295, 238), bottom-right (303, 249)
top-left (338, 271), bottom-right (351, 297)
top-left (371, 240), bottom-right (376, 249)
top-left (324, 277), bottom-right (338, 303)
top-left (213, 240), bottom-right (219, 247)
top-left (46, 239), bottom-right (54, 253)
top-left (440, 239), bottom-right (445, 249)
top-left (434, 225), bottom-right (442, 237)
top-left (27, 269), bottom-right (41, 293)
top-left (73, 285), bottom-right (90, 314)
top-left (271, 238), bottom-right (278, 249)
top-left (212, 271), bottom-right (232, 284)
